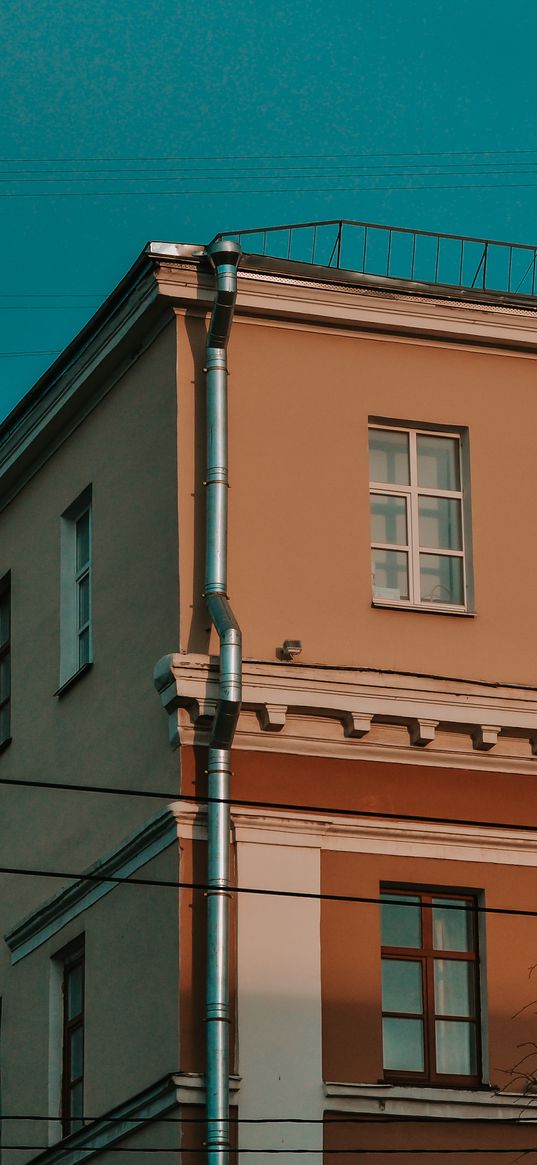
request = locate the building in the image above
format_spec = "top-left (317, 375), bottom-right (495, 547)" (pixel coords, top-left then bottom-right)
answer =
top-left (2, 218), bottom-right (537, 1164)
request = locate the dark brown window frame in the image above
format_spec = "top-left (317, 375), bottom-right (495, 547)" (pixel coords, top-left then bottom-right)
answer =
top-left (381, 885), bottom-right (482, 1088)
top-left (0, 575), bottom-right (11, 750)
top-left (61, 938), bottom-right (85, 1137)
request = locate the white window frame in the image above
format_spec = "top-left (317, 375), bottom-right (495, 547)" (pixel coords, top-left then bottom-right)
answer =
top-left (60, 488), bottom-right (93, 686)
top-left (369, 424), bottom-right (473, 614)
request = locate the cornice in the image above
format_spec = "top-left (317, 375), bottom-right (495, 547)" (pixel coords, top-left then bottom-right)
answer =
top-left (24, 1073), bottom-right (240, 1165)
top-left (154, 654), bottom-right (537, 774)
top-left (156, 261), bottom-right (537, 353)
top-left (172, 802), bottom-right (537, 867)
top-left (5, 806), bottom-right (178, 963)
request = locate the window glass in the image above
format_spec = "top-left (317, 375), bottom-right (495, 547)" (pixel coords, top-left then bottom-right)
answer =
top-left (78, 628), bottom-right (90, 669)
top-left (369, 429), bottom-right (410, 485)
top-left (381, 890), bottom-right (479, 1083)
top-left (383, 1017), bottom-right (424, 1072)
top-left (419, 554), bottom-right (463, 605)
top-left (69, 1027), bottom-right (84, 1079)
top-left (0, 656), bottom-right (10, 704)
top-left (418, 497), bottom-right (462, 551)
top-left (67, 963), bottom-right (83, 1019)
top-left (432, 899), bottom-right (474, 952)
top-left (70, 1080), bottom-right (84, 1126)
top-left (382, 959), bottom-right (423, 1013)
top-left (369, 426), bottom-right (468, 611)
top-left (371, 494), bottom-right (408, 546)
top-left (76, 511), bottom-right (90, 571)
top-left (0, 595), bottom-right (9, 646)
top-left (434, 960), bottom-right (474, 1016)
top-left (372, 549), bottom-right (409, 601)
top-left (435, 1020), bottom-right (477, 1075)
top-left (417, 435), bottom-right (460, 491)
top-left (78, 575), bottom-right (90, 628)
top-left (381, 894), bottom-right (421, 948)
top-left (0, 703), bottom-right (9, 742)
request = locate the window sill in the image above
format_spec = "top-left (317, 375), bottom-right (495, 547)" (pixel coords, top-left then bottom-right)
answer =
top-left (0, 736), bottom-right (12, 755)
top-left (55, 662), bottom-right (93, 699)
top-left (372, 601), bottom-right (475, 618)
top-left (323, 1081), bottom-right (533, 1121)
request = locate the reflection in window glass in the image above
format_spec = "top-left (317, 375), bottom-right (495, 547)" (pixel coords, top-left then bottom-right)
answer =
top-left (383, 1017), bottom-right (424, 1072)
top-left (381, 895), bottom-right (421, 948)
top-left (382, 959), bottom-right (423, 1013)
top-left (434, 960), bottom-right (474, 1016)
top-left (381, 890), bottom-right (479, 1083)
top-left (435, 1020), bottom-right (476, 1075)
top-left (418, 496), bottom-right (462, 551)
top-left (432, 899), bottom-right (474, 951)
top-left (419, 554), bottom-right (463, 605)
top-left (417, 435), bottom-right (460, 491)
top-left (371, 494), bottom-right (408, 546)
top-left (372, 549), bottom-right (409, 601)
top-left (369, 430), bottom-right (410, 486)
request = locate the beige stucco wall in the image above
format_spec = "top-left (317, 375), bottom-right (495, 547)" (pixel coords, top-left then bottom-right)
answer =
top-left (0, 321), bottom-right (181, 1148)
top-left (177, 310), bottom-right (537, 687)
top-left (0, 322), bottom-right (180, 910)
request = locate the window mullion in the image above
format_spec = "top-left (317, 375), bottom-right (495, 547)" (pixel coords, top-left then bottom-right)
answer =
top-left (408, 433), bottom-right (420, 605)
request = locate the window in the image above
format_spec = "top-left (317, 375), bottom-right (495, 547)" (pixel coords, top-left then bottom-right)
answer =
top-left (381, 889), bottom-right (481, 1086)
top-left (61, 942), bottom-right (85, 1135)
top-left (0, 576), bottom-right (10, 747)
top-left (60, 489), bottom-right (92, 686)
top-left (369, 425), bottom-right (471, 611)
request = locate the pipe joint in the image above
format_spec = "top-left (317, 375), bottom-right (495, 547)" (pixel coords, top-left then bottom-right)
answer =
top-left (206, 349), bottom-right (228, 372)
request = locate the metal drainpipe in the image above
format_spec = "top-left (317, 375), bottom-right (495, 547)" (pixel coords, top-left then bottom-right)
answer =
top-left (204, 237), bottom-right (242, 1165)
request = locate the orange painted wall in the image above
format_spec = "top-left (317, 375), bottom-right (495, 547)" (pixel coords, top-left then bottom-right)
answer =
top-left (177, 312), bottom-right (537, 687)
top-left (324, 1114), bottom-right (537, 1164)
top-left (181, 747), bottom-right (537, 832)
top-left (321, 849), bottom-right (537, 1090)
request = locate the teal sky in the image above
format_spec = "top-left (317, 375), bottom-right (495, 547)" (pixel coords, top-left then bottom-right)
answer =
top-left (1, 0), bottom-right (537, 419)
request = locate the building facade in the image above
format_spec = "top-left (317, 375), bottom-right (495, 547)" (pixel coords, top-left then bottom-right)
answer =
top-left (2, 220), bottom-right (537, 1163)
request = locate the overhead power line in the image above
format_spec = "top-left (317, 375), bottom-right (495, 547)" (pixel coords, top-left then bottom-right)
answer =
top-left (3, 1145), bottom-right (537, 1154)
top-left (5, 166), bottom-right (537, 183)
top-left (4, 181), bottom-right (537, 198)
top-left (1, 865), bottom-right (536, 919)
top-left (2, 148), bottom-right (537, 162)
top-left (3, 1114), bottom-right (531, 1125)
top-left (2, 774), bottom-right (537, 839)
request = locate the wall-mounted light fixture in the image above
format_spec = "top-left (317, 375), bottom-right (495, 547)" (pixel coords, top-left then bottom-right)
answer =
top-left (278, 639), bottom-right (302, 662)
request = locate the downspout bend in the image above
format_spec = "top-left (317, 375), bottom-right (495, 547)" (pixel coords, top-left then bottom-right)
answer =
top-left (205, 238), bottom-right (243, 749)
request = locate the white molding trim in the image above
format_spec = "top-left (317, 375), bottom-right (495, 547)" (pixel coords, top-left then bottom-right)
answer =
top-left (5, 806), bottom-right (178, 964)
top-left (22, 1073), bottom-right (240, 1165)
top-left (156, 257), bottom-right (537, 354)
top-left (324, 1080), bottom-right (537, 1122)
top-left (172, 802), bottom-right (537, 868)
top-left (155, 654), bottom-right (537, 773)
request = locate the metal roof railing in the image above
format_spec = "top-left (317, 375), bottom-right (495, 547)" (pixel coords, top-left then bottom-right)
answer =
top-left (216, 219), bottom-right (537, 300)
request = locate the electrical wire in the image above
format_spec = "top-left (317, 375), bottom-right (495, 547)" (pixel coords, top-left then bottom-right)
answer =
top-left (2, 774), bottom-right (537, 840)
top-left (2, 148), bottom-right (537, 162)
top-left (4, 182), bottom-right (537, 197)
top-left (1, 865), bottom-right (536, 919)
top-left (2, 1114), bottom-right (536, 1126)
top-left (2, 1145), bottom-right (537, 1154)
top-left (6, 168), bottom-right (537, 183)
